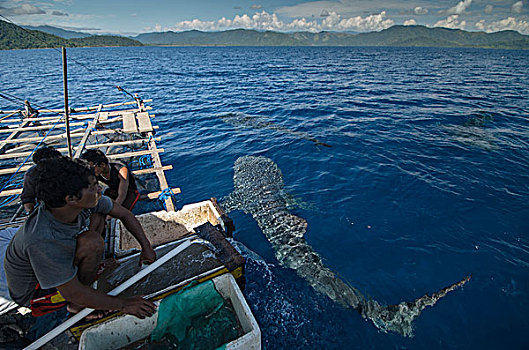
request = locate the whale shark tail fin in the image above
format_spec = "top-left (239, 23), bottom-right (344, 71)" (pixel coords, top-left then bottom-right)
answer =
top-left (363, 275), bottom-right (471, 337)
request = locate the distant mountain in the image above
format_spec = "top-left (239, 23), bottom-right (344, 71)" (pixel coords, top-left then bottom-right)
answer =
top-left (0, 20), bottom-right (143, 50)
top-left (135, 25), bottom-right (529, 49)
top-left (1, 20), bottom-right (70, 49)
top-left (3, 19), bottom-right (528, 50)
top-left (69, 35), bottom-right (142, 47)
top-left (135, 29), bottom-right (299, 46)
top-left (22, 25), bottom-right (91, 39)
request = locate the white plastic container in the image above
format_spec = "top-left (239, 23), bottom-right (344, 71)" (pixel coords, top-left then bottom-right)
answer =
top-left (79, 273), bottom-right (261, 350)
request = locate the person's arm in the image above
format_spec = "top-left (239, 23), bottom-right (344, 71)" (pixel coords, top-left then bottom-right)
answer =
top-left (115, 165), bottom-right (130, 206)
top-left (109, 201), bottom-right (156, 265)
top-left (56, 275), bottom-right (156, 318)
top-left (21, 171), bottom-right (36, 213)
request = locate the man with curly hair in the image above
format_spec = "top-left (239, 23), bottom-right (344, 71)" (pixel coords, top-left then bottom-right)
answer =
top-left (20, 145), bottom-right (62, 214)
top-left (3, 157), bottom-right (157, 319)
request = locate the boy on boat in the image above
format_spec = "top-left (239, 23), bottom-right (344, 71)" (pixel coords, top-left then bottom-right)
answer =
top-left (80, 150), bottom-right (140, 211)
top-left (3, 157), bottom-right (157, 319)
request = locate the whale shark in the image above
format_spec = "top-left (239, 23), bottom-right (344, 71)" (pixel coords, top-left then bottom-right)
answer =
top-left (219, 112), bottom-right (332, 148)
top-left (222, 155), bottom-right (470, 337)
top-left (442, 111), bottom-right (499, 150)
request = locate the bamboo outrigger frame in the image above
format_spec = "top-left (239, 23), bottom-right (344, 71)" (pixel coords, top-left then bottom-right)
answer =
top-left (0, 97), bottom-right (178, 221)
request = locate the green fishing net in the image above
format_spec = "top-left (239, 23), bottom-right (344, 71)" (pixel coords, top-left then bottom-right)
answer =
top-left (151, 280), bottom-right (241, 350)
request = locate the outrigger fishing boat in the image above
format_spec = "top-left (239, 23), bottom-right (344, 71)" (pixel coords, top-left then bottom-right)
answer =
top-left (0, 49), bottom-right (261, 349)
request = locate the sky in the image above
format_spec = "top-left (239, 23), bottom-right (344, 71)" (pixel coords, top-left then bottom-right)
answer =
top-left (0, 0), bottom-right (528, 35)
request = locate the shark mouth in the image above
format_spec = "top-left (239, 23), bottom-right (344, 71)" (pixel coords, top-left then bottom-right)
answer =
top-left (222, 155), bottom-right (470, 337)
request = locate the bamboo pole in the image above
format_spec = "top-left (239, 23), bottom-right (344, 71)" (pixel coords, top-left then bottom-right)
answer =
top-left (132, 165), bottom-right (173, 176)
top-left (73, 104), bottom-right (103, 159)
top-left (62, 47), bottom-right (72, 158)
top-left (0, 148), bottom-right (164, 161)
top-left (0, 107), bottom-right (152, 124)
top-left (0, 121), bottom-right (85, 133)
top-left (0, 99), bottom-right (153, 115)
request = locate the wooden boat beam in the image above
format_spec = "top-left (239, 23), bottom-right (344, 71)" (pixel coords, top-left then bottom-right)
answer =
top-left (0, 98), bottom-right (177, 214)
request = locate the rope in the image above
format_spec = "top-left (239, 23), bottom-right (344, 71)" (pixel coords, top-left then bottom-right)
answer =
top-left (157, 188), bottom-right (178, 210)
top-left (0, 90), bottom-right (63, 115)
top-left (0, 116), bottom-right (64, 204)
top-left (138, 154), bottom-right (152, 169)
top-left (0, 194), bottom-right (20, 208)
top-left (116, 86), bottom-right (136, 100)
top-left (0, 92), bottom-right (25, 104)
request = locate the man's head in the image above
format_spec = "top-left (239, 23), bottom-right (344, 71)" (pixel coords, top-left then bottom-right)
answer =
top-left (80, 149), bottom-right (109, 176)
top-left (33, 146), bottom-right (62, 164)
top-left (36, 157), bottom-right (102, 209)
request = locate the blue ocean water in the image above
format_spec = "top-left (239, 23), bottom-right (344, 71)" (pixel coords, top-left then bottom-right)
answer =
top-left (1, 46), bottom-right (529, 349)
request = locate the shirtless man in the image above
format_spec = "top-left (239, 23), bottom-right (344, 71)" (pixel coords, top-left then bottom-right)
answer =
top-left (80, 150), bottom-right (140, 210)
top-left (3, 157), bottom-right (156, 318)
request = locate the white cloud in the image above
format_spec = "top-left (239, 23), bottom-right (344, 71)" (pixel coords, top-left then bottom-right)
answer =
top-left (251, 4), bottom-right (262, 10)
top-left (475, 19), bottom-right (485, 30)
top-left (512, 1), bottom-right (523, 13)
top-left (286, 17), bottom-right (319, 32)
top-left (322, 11), bottom-right (394, 31)
top-left (0, 4), bottom-right (45, 16)
top-left (166, 10), bottom-right (393, 33)
top-left (484, 5), bottom-right (493, 14)
top-left (444, 0), bottom-right (472, 15)
top-left (485, 16), bottom-right (529, 33)
top-left (404, 19), bottom-right (417, 25)
top-left (414, 6), bottom-right (428, 15)
top-left (434, 14), bottom-right (467, 29)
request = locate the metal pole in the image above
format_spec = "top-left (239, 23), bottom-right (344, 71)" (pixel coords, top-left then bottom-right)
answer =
top-left (62, 47), bottom-right (73, 158)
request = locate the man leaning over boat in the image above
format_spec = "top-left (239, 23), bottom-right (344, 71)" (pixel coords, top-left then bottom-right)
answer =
top-left (2, 156), bottom-right (157, 320)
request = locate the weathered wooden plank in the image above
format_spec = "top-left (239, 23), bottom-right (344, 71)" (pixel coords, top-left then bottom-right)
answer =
top-left (73, 105), bottom-right (103, 159)
top-left (0, 183), bottom-right (180, 199)
top-left (0, 121), bottom-right (85, 133)
top-left (0, 99), bottom-right (153, 115)
top-left (106, 149), bottom-right (164, 160)
top-left (0, 148), bottom-right (166, 176)
top-left (0, 147), bottom-right (164, 161)
top-left (0, 107), bottom-right (152, 125)
top-left (83, 137), bottom-right (161, 150)
top-left (0, 188), bottom-right (22, 197)
top-left (143, 187), bottom-right (181, 200)
top-left (146, 130), bottom-right (174, 211)
top-left (136, 112), bottom-right (153, 133)
top-left (132, 165), bottom-right (173, 175)
top-left (122, 112), bottom-right (138, 133)
top-left (0, 164), bottom-right (32, 176)
top-left (0, 117), bottom-right (38, 152)
top-left (0, 129), bottom-right (116, 145)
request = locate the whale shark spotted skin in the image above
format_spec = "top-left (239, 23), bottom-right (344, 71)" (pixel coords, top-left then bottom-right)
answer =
top-left (222, 155), bottom-right (470, 337)
top-left (219, 112), bottom-right (332, 148)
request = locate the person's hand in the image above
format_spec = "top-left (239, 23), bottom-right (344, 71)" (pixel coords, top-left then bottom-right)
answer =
top-left (139, 245), bottom-right (156, 266)
top-left (120, 296), bottom-right (157, 319)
